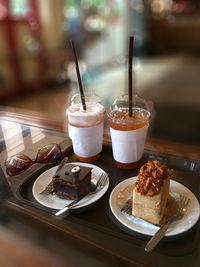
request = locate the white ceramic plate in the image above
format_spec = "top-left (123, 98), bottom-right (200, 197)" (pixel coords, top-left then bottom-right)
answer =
top-left (33, 162), bottom-right (109, 210)
top-left (109, 177), bottom-right (200, 236)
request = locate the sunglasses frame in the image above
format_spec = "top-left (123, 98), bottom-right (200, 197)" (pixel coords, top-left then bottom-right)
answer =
top-left (5, 143), bottom-right (63, 176)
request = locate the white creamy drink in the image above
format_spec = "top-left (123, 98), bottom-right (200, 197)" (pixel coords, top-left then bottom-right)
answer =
top-left (67, 102), bottom-right (105, 126)
top-left (67, 100), bottom-right (105, 162)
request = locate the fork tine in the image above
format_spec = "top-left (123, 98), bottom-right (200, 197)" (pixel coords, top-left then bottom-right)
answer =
top-left (96, 173), bottom-right (103, 185)
top-left (185, 198), bottom-right (190, 207)
top-left (180, 196), bottom-right (190, 208)
top-left (175, 195), bottom-right (190, 219)
top-left (97, 173), bottom-right (107, 188)
top-left (90, 173), bottom-right (108, 194)
top-left (121, 198), bottom-right (132, 214)
top-left (182, 196), bottom-right (190, 208)
top-left (121, 203), bottom-right (132, 214)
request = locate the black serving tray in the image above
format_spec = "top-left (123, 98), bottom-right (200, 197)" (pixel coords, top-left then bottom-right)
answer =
top-left (4, 143), bottom-right (200, 265)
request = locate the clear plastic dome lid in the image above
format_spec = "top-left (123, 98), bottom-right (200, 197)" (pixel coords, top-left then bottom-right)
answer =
top-left (111, 94), bottom-right (152, 112)
top-left (67, 91), bottom-right (105, 126)
top-left (71, 92), bottom-right (102, 105)
top-left (108, 94), bottom-right (152, 127)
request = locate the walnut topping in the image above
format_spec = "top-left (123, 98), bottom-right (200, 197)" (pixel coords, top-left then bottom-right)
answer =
top-left (135, 160), bottom-right (168, 196)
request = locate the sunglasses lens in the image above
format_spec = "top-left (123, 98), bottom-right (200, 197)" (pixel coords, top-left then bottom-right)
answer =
top-left (5, 155), bottom-right (32, 176)
top-left (36, 144), bottom-right (62, 164)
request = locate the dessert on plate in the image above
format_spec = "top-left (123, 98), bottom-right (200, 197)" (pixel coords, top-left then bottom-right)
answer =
top-left (132, 160), bottom-right (169, 226)
top-left (44, 163), bottom-right (92, 200)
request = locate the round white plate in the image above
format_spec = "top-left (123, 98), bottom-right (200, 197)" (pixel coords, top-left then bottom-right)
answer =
top-left (33, 162), bottom-right (109, 210)
top-left (109, 177), bottom-right (200, 237)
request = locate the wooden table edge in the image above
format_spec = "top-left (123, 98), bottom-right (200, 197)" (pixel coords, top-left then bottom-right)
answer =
top-left (1, 110), bottom-right (200, 161)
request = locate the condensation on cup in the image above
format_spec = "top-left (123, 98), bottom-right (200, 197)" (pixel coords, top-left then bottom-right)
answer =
top-left (108, 95), bottom-right (151, 169)
top-left (66, 92), bottom-right (105, 162)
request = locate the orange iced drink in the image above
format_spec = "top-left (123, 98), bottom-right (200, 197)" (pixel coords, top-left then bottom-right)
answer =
top-left (67, 96), bottom-right (105, 162)
top-left (108, 107), bottom-right (150, 169)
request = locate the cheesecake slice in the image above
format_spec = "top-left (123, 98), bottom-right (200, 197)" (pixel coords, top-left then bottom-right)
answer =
top-left (132, 160), bottom-right (169, 226)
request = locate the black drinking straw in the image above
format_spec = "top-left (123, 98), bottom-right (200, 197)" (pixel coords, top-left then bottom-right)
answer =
top-left (128, 36), bottom-right (134, 117)
top-left (70, 39), bottom-right (87, 110)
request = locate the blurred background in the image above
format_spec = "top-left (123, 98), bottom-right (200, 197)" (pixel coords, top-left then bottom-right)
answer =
top-left (0, 0), bottom-right (200, 145)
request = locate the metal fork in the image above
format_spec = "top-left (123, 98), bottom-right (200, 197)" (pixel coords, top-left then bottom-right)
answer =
top-left (145, 195), bottom-right (190, 252)
top-left (55, 172), bottom-right (108, 216)
top-left (90, 172), bottom-right (108, 193)
top-left (121, 198), bottom-right (132, 214)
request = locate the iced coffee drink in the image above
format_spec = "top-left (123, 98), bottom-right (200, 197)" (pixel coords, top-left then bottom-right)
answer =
top-left (67, 92), bottom-right (105, 162)
top-left (108, 96), bottom-right (150, 169)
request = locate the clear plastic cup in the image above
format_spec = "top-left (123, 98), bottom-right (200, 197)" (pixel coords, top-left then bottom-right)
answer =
top-left (108, 95), bottom-right (151, 169)
top-left (66, 92), bottom-right (105, 162)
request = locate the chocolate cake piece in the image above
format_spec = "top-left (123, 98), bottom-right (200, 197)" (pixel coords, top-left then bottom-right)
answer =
top-left (52, 164), bottom-right (92, 200)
